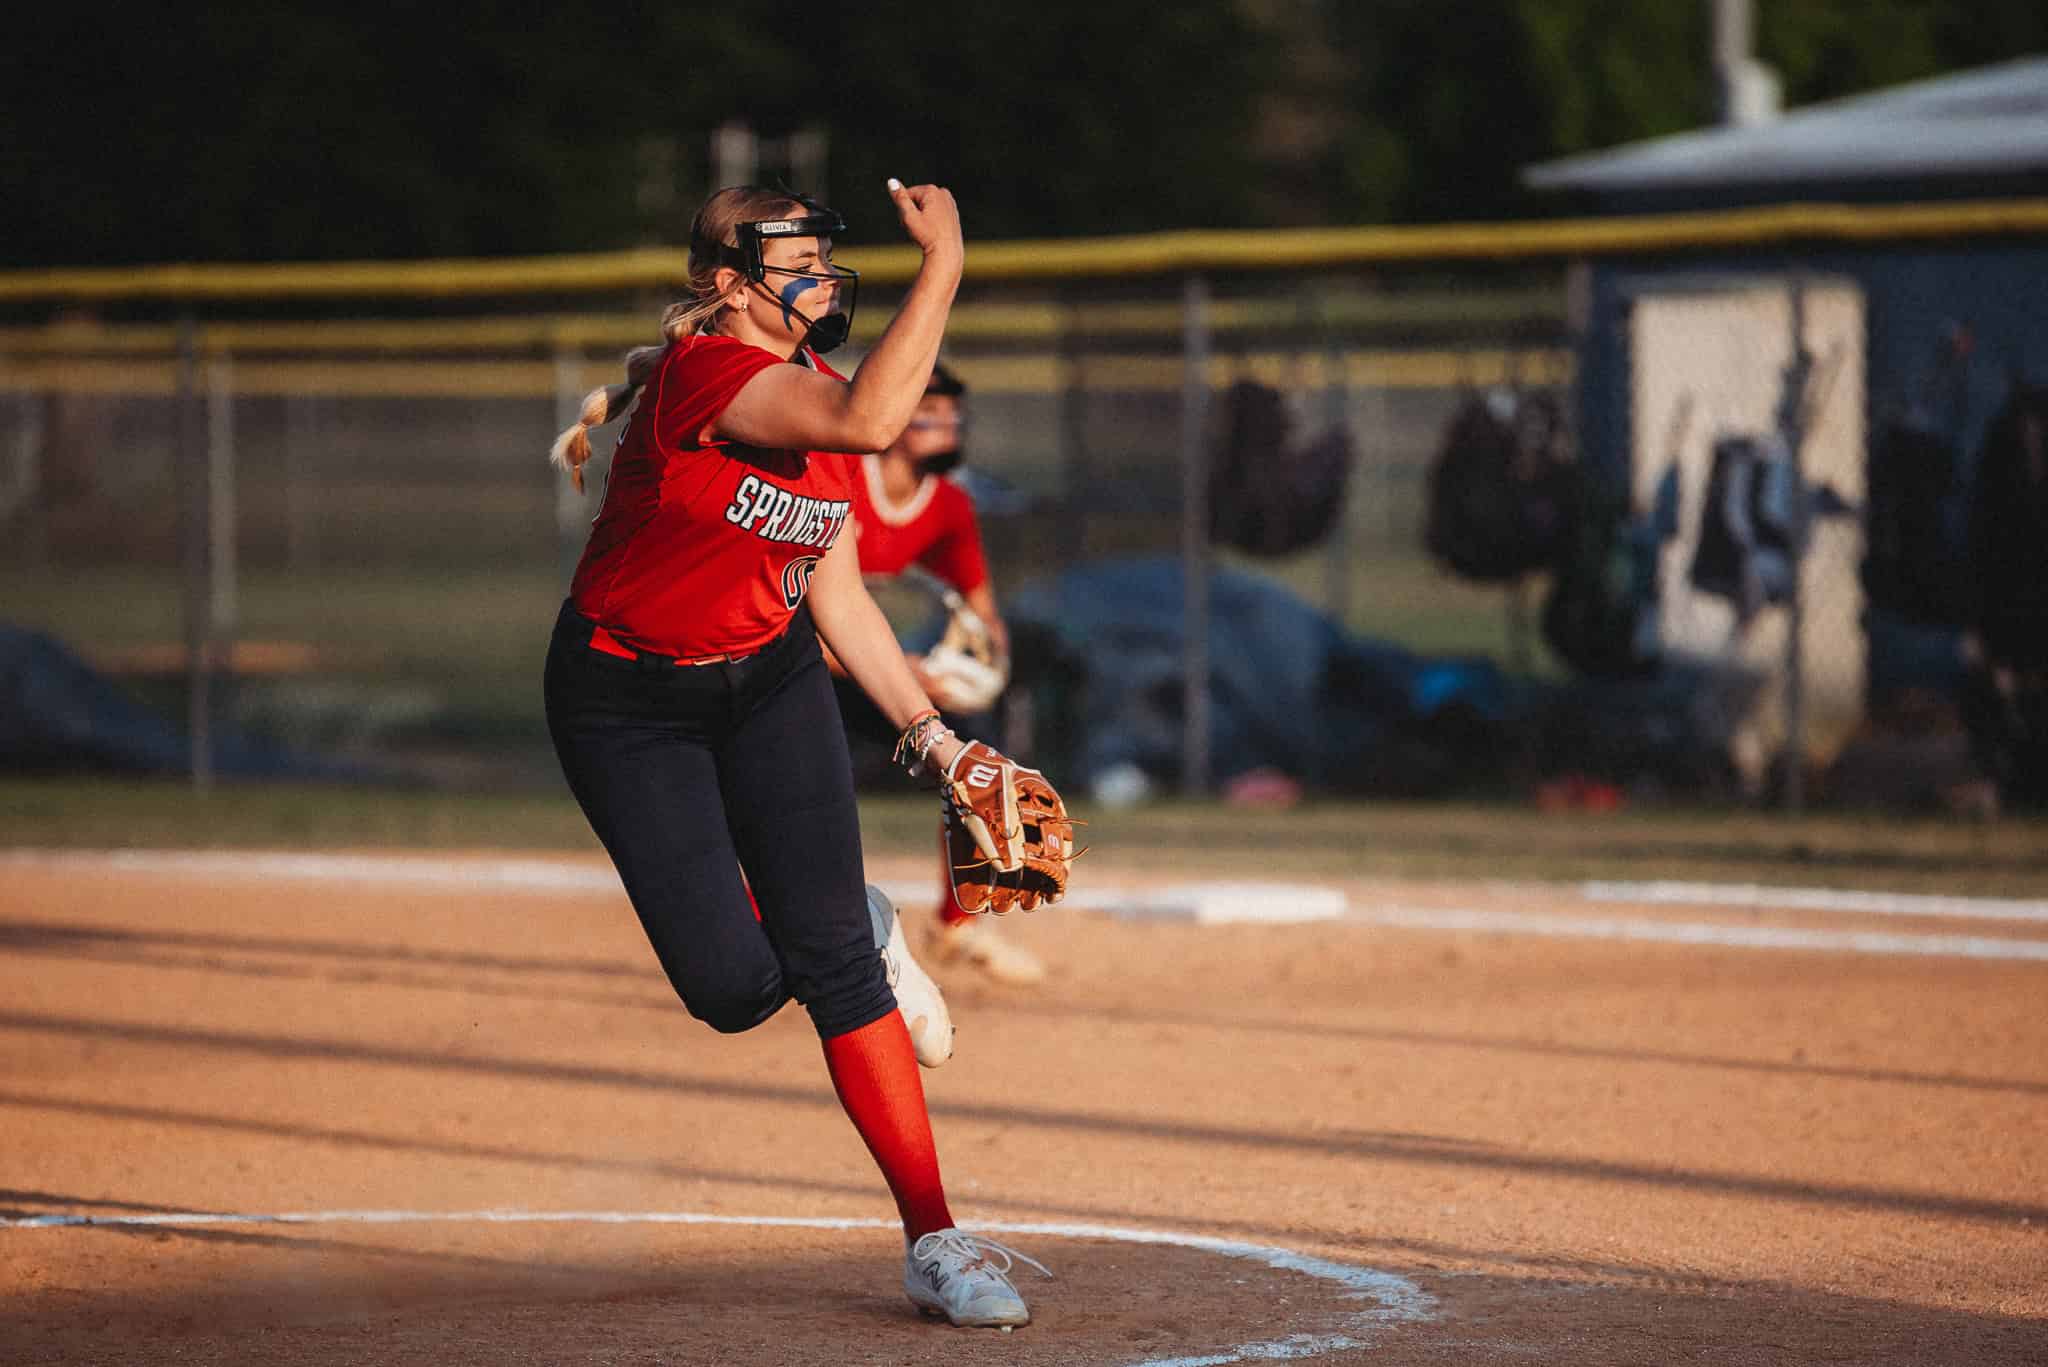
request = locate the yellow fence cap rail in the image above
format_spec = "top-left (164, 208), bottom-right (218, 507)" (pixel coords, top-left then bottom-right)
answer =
top-left (0, 247), bottom-right (694, 304)
top-left (2, 198), bottom-right (2045, 303)
top-left (0, 287), bottom-right (1567, 357)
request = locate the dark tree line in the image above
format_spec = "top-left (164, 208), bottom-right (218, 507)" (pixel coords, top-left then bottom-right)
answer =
top-left (5, 1), bottom-right (2042, 267)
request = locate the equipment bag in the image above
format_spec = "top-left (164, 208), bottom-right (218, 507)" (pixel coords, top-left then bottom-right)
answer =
top-left (1424, 390), bottom-right (1575, 583)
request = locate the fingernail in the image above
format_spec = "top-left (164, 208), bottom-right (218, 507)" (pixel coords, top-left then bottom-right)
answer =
top-left (887, 178), bottom-right (904, 192)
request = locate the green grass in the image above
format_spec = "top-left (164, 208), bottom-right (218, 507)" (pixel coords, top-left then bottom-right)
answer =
top-left (0, 778), bottom-right (601, 852)
top-left (0, 565), bottom-right (564, 742)
top-left (0, 565), bottom-right (560, 669)
top-left (7, 780), bottom-right (2044, 897)
top-left (5, 555), bottom-right (1516, 666)
top-left (1, 554), bottom-right (1545, 760)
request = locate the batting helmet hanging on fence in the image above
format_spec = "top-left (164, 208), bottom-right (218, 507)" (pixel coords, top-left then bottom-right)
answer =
top-left (1423, 389), bottom-right (1576, 584)
top-left (1207, 381), bottom-right (1354, 558)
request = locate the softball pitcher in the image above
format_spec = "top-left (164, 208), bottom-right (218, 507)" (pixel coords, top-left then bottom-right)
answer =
top-left (544, 181), bottom-right (1058, 1327)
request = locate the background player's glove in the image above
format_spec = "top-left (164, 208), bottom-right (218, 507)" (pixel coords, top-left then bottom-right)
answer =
top-left (940, 741), bottom-right (1076, 914)
top-left (915, 578), bottom-right (1009, 714)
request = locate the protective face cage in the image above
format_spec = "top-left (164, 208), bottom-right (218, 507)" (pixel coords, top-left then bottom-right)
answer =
top-left (717, 196), bottom-right (860, 354)
top-left (909, 411), bottom-right (970, 475)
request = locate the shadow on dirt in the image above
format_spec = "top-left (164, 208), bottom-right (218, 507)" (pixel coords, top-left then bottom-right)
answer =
top-left (2, 1219), bottom-right (2043, 1366)
top-left (3, 1008), bottom-right (2044, 1230)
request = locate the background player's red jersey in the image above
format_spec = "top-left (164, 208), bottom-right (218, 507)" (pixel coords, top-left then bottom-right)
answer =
top-left (847, 454), bottom-right (989, 593)
top-left (570, 337), bottom-right (854, 657)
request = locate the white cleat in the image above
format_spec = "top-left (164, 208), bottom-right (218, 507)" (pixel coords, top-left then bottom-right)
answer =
top-left (930, 916), bottom-right (1047, 986)
top-left (904, 1228), bottom-right (1050, 1328)
top-left (868, 884), bottom-right (954, 1068)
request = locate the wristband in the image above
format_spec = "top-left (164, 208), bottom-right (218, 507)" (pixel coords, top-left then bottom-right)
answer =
top-left (892, 710), bottom-right (952, 775)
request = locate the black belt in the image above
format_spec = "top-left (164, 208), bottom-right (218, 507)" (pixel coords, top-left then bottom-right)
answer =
top-left (584, 619), bottom-right (790, 668)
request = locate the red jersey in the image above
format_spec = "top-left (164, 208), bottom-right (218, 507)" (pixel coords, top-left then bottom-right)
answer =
top-left (569, 336), bottom-right (855, 657)
top-left (847, 455), bottom-right (990, 594)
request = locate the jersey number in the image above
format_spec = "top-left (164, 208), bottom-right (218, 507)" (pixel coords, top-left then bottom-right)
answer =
top-left (781, 556), bottom-right (820, 609)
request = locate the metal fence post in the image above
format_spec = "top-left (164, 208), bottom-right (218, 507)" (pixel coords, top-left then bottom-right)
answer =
top-left (207, 351), bottom-right (238, 658)
top-left (1315, 290), bottom-right (1353, 630)
top-left (282, 395), bottom-right (319, 571)
top-left (177, 319), bottom-right (213, 793)
top-left (1781, 277), bottom-right (1810, 813)
top-left (1362, 274), bottom-right (1395, 544)
top-left (1057, 289), bottom-right (1090, 566)
top-left (1180, 274), bottom-right (1212, 796)
top-left (554, 345), bottom-right (588, 583)
top-left (7, 398), bottom-right (45, 567)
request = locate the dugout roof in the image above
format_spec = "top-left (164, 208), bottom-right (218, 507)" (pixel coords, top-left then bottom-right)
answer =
top-left (1523, 56), bottom-right (2048, 204)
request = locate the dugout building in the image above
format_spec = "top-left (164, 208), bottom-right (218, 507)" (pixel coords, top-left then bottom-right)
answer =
top-left (1522, 56), bottom-right (2048, 801)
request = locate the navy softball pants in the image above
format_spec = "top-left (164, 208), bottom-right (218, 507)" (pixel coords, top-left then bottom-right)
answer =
top-left (543, 599), bottom-right (895, 1040)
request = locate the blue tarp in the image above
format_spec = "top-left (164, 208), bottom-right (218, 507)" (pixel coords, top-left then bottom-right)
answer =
top-left (0, 624), bottom-right (375, 781)
top-left (1006, 557), bottom-right (1521, 792)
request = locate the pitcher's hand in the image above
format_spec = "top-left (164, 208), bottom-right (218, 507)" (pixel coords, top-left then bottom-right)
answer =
top-left (887, 178), bottom-right (963, 265)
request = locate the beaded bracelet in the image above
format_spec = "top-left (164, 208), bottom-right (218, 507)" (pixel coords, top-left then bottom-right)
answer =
top-left (892, 709), bottom-right (953, 775)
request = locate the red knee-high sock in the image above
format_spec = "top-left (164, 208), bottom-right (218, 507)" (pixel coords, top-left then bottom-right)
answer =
top-left (822, 1012), bottom-right (954, 1238)
top-left (937, 820), bottom-right (974, 928)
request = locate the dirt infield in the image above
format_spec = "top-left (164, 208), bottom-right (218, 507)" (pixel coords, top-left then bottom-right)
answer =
top-left (2, 851), bottom-right (2044, 1365)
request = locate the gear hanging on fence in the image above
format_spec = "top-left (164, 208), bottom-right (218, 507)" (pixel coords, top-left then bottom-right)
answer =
top-left (1207, 381), bottom-right (1354, 558)
top-left (1865, 322), bottom-right (1975, 628)
top-left (1423, 388), bottom-right (1576, 583)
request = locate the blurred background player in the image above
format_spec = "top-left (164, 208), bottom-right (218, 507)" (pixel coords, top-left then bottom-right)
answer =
top-left (829, 364), bottom-right (1047, 986)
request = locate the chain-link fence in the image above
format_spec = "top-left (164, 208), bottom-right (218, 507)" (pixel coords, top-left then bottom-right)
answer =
top-left (4, 203), bottom-right (2045, 805)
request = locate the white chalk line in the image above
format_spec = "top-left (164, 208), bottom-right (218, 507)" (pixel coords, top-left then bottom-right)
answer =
top-left (0, 850), bottom-right (1135, 914)
top-left (1354, 904), bottom-right (2048, 962)
top-left (7, 850), bottom-right (2046, 962)
top-left (0, 851), bottom-right (1329, 924)
top-left (1582, 879), bottom-right (2048, 924)
top-left (0, 1207), bottom-right (1435, 1364)
top-left (0, 849), bottom-right (627, 895)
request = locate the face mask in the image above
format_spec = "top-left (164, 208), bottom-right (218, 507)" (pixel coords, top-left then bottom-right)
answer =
top-left (919, 448), bottom-right (964, 475)
top-left (804, 313), bottom-right (852, 354)
top-left (722, 201), bottom-right (861, 355)
top-left (753, 263), bottom-right (858, 354)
